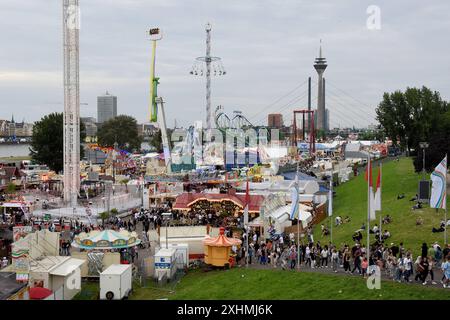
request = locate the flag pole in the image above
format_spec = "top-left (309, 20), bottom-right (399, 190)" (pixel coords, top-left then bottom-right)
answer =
top-left (367, 155), bottom-right (371, 261)
top-left (296, 163), bottom-right (300, 270)
top-left (379, 163), bottom-right (382, 243)
top-left (329, 176), bottom-right (333, 244)
top-left (445, 154), bottom-right (448, 245)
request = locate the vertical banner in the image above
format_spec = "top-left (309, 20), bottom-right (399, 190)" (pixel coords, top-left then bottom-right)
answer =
top-left (430, 156), bottom-right (447, 209)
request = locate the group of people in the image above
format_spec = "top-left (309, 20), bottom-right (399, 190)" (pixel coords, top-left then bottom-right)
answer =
top-left (235, 228), bottom-right (450, 288)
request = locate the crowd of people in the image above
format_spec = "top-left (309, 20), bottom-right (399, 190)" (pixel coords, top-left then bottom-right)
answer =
top-left (234, 228), bottom-right (450, 288)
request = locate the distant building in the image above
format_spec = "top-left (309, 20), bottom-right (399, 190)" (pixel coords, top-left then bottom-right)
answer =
top-left (0, 116), bottom-right (33, 138)
top-left (81, 117), bottom-right (97, 140)
top-left (268, 114), bottom-right (283, 128)
top-left (97, 91), bottom-right (117, 124)
top-left (137, 123), bottom-right (158, 138)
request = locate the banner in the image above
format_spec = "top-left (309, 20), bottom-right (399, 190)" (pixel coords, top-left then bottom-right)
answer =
top-left (430, 156), bottom-right (447, 209)
top-left (289, 186), bottom-right (299, 220)
top-left (13, 226), bottom-right (32, 242)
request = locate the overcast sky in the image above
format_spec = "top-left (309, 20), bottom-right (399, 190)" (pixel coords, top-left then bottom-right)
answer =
top-left (1, 0), bottom-right (449, 129)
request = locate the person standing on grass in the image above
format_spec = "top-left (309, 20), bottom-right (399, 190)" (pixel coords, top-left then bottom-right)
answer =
top-left (403, 253), bottom-right (413, 282)
top-left (441, 255), bottom-right (450, 288)
top-left (414, 256), bottom-right (423, 282)
top-left (361, 257), bottom-right (369, 278)
top-left (331, 248), bottom-right (339, 273)
top-left (305, 245), bottom-right (312, 268)
top-left (320, 246), bottom-right (329, 268)
top-left (425, 256), bottom-right (437, 285)
top-left (420, 257), bottom-right (429, 285)
top-left (289, 247), bottom-right (297, 269)
top-left (248, 244), bottom-right (254, 265)
top-left (351, 245), bottom-right (362, 274)
top-left (343, 249), bottom-right (351, 273)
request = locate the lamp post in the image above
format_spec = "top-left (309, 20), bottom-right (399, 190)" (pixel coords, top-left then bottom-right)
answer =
top-left (162, 212), bottom-right (172, 249)
top-left (112, 141), bottom-right (118, 183)
top-left (419, 142), bottom-right (429, 180)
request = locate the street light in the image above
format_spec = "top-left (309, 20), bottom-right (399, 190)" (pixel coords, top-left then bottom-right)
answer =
top-left (162, 212), bottom-right (172, 249)
top-left (419, 142), bottom-right (429, 180)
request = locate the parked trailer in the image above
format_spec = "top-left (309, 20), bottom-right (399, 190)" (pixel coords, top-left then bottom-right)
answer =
top-left (100, 264), bottom-right (132, 300)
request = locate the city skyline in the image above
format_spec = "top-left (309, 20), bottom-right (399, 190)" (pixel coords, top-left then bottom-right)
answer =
top-left (1, 0), bottom-right (449, 129)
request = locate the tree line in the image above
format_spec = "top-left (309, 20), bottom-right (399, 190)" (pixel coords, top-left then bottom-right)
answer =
top-left (376, 86), bottom-right (450, 172)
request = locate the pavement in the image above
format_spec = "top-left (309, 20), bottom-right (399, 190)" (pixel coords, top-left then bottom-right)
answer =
top-left (246, 260), bottom-right (450, 290)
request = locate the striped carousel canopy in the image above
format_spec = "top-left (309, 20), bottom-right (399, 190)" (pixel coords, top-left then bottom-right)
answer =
top-left (72, 229), bottom-right (141, 250)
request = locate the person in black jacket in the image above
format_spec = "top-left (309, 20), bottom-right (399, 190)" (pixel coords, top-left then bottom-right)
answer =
top-left (421, 243), bottom-right (428, 258)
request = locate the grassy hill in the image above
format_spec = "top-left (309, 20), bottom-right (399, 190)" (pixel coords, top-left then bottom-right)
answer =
top-left (75, 267), bottom-right (450, 300)
top-left (128, 268), bottom-right (449, 300)
top-left (313, 157), bottom-right (448, 256)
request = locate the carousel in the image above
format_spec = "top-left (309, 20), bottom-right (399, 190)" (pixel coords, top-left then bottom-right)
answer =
top-left (72, 229), bottom-right (141, 250)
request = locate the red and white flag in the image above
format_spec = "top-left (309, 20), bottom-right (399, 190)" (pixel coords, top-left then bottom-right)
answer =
top-left (373, 164), bottom-right (382, 211)
top-left (365, 159), bottom-right (377, 221)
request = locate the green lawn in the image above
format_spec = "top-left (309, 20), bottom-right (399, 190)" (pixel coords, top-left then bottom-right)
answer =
top-left (75, 269), bottom-right (450, 300)
top-left (313, 157), bottom-right (448, 256)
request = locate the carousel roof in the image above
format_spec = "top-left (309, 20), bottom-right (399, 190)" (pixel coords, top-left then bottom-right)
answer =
top-left (202, 228), bottom-right (242, 247)
top-left (72, 229), bottom-right (141, 250)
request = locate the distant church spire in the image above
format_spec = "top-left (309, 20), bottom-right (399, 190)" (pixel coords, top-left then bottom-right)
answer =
top-left (11, 114), bottom-right (15, 123)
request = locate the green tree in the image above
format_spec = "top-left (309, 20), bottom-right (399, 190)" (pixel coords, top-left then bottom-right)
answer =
top-left (149, 129), bottom-right (163, 153)
top-left (148, 128), bottom-right (174, 153)
top-left (97, 115), bottom-right (142, 152)
top-left (119, 178), bottom-right (130, 193)
top-left (414, 109), bottom-right (450, 172)
top-left (30, 113), bottom-right (85, 173)
top-left (6, 183), bottom-right (16, 194)
top-left (376, 86), bottom-right (448, 154)
top-left (99, 211), bottom-right (110, 226)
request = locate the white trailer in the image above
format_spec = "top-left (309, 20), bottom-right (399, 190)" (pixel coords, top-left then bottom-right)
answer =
top-left (100, 264), bottom-right (132, 300)
top-left (168, 243), bottom-right (189, 268)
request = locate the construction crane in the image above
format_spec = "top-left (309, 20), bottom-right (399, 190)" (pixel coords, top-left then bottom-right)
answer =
top-left (148, 28), bottom-right (171, 173)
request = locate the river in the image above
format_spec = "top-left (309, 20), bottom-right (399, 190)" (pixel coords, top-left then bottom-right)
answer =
top-left (0, 142), bottom-right (153, 158)
top-left (0, 144), bottom-right (31, 158)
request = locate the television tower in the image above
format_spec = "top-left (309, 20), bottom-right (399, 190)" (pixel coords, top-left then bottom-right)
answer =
top-left (314, 40), bottom-right (327, 131)
top-left (63, 0), bottom-right (80, 207)
top-left (190, 23), bottom-right (226, 130)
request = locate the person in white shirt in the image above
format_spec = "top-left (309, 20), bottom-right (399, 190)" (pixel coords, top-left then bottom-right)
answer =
top-left (320, 247), bottom-right (329, 268)
top-left (403, 254), bottom-right (413, 282)
top-left (289, 232), bottom-right (295, 244)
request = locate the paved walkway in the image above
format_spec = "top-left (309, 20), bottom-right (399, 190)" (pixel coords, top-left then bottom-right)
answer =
top-left (244, 261), bottom-right (449, 290)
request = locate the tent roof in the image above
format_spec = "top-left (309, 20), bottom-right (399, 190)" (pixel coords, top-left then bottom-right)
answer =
top-left (202, 228), bottom-right (242, 247)
top-left (49, 258), bottom-right (85, 276)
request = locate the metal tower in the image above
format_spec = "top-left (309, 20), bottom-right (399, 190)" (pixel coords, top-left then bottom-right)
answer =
top-left (190, 23), bottom-right (226, 130)
top-left (63, 0), bottom-right (80, 207)
top-left (314, 40), bottom-right (327, 131)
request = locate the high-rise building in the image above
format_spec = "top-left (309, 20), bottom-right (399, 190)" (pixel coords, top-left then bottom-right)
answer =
top-left (97, 91), bottom-right (117, 124)
top-left (268, 113), bottom-right (283, 128)
top-left (314, 41), bottom-right (327, 131)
